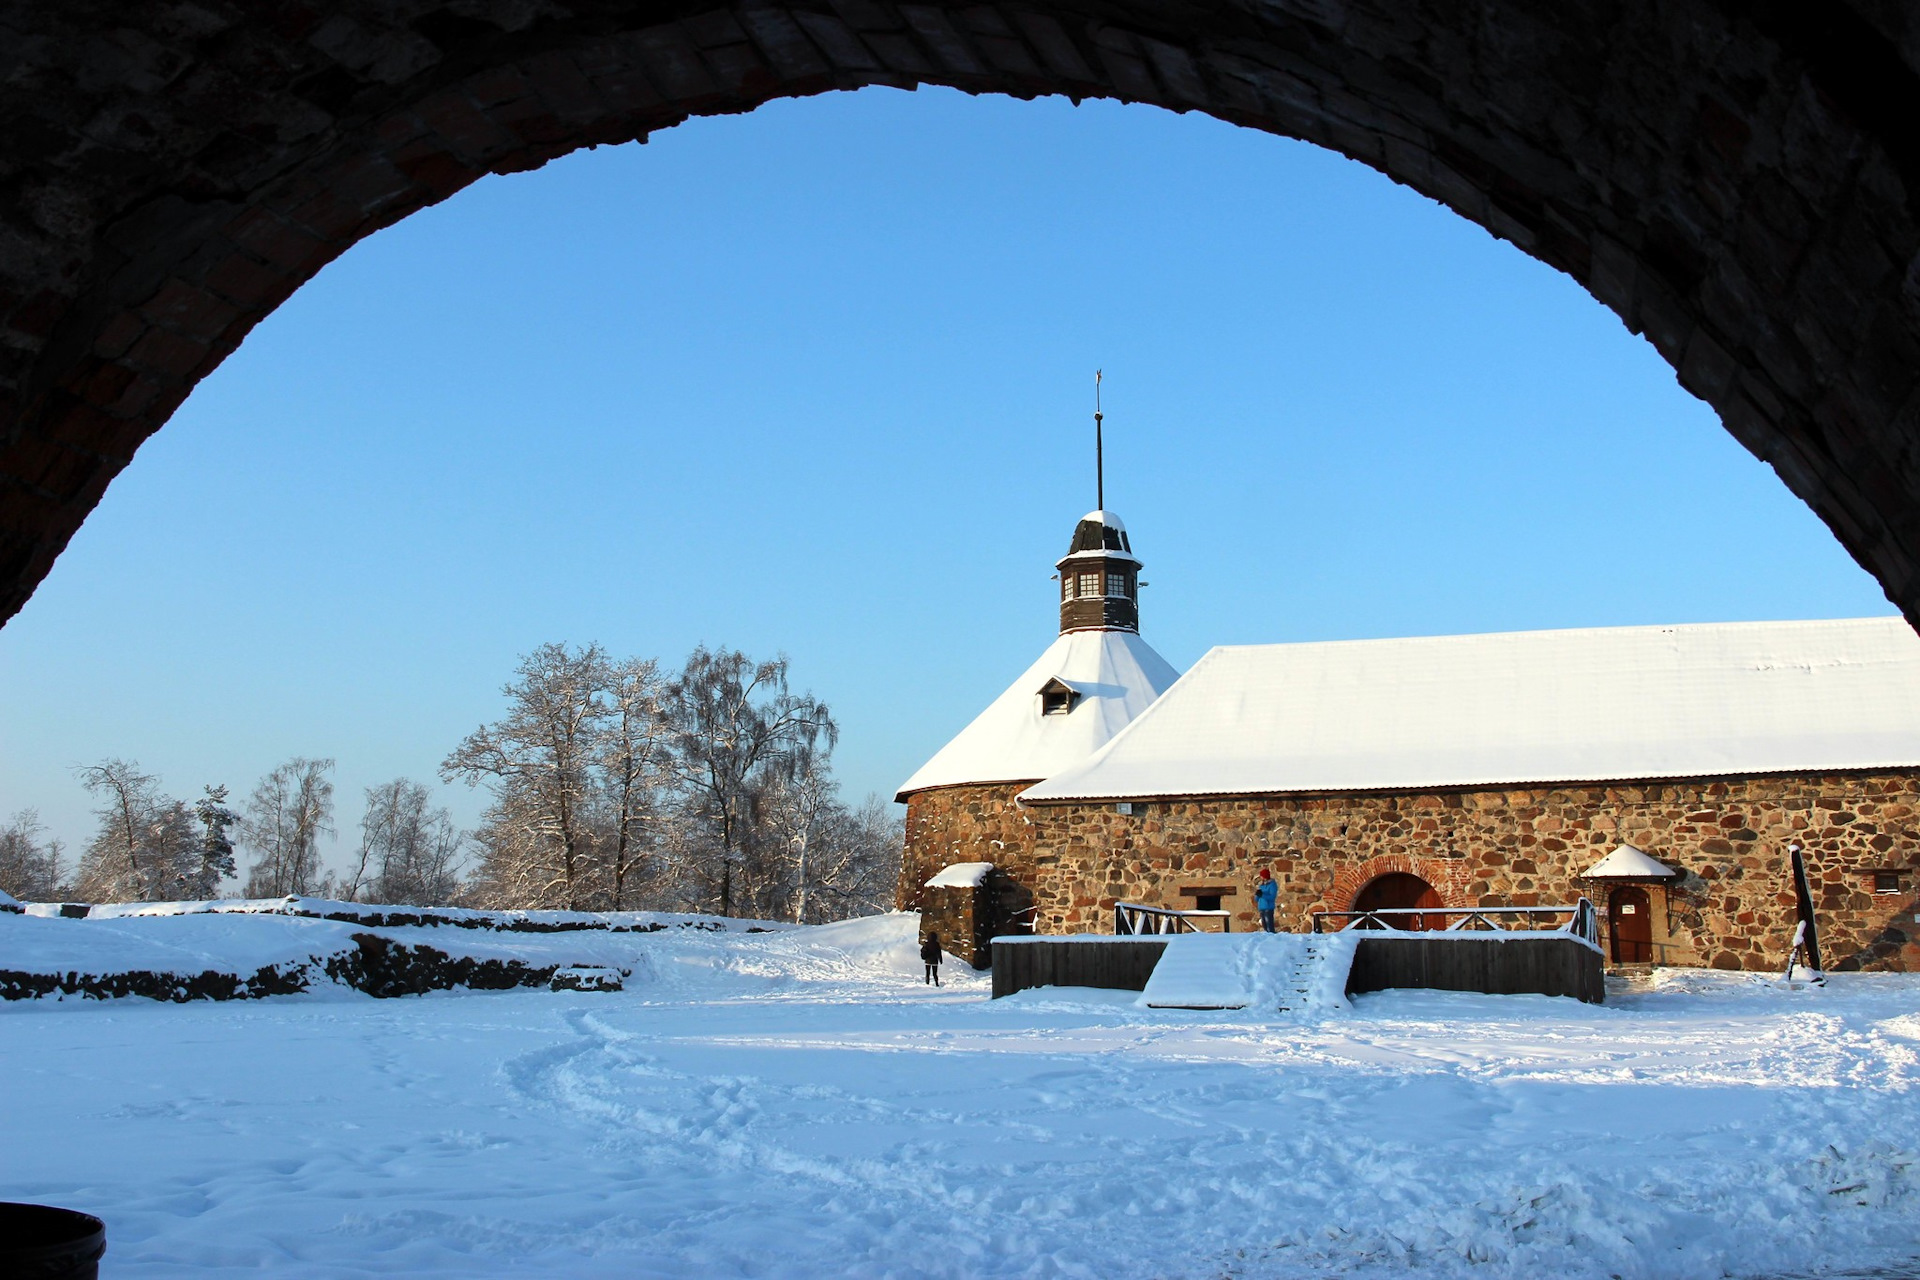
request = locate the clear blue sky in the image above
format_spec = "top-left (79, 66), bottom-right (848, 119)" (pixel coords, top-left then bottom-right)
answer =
top-left (0, 86), bottom-right (1894, 876)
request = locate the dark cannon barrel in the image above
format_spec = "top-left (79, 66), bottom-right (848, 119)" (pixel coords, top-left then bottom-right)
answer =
top-left (0, 1203), bottom-right (106, 1279)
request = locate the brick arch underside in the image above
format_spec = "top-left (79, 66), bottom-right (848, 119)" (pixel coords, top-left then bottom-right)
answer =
top-left (8, 1), bottom-right (1920, 626)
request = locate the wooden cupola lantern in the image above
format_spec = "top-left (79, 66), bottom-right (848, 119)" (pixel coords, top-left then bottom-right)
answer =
top-left (1057, 511), bottom-right (1141, 634)
top-left (1056, 371), bottom-right (1143, 635)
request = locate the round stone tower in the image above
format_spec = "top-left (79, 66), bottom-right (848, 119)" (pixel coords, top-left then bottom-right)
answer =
top-left (894, 505), bottom-right (1180, 949)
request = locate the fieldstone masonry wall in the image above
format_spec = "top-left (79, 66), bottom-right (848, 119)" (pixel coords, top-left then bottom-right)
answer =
top-left (901, 773), bottom-right (1920, 972)
top-left (898, 783), bottom-right (1036, 913)
top-left (10, 2), bottom-right (1920, 632)
top-left (916, 868), bottom-right (1031, 969)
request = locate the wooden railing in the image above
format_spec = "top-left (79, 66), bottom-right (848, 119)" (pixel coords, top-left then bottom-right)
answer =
top-left (1311, 899), bottom-right (1600, 948)
top-left (1114, 902), bottom-right (1231, 935)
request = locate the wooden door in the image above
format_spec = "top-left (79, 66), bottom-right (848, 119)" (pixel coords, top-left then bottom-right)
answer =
top-left (1608, 885), bottom-right (1653, 963)
top-left (1352, 873), bottom-right (1445, 931)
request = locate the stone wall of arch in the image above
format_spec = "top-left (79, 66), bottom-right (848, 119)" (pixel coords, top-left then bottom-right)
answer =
top-left (6, 2), bottom-right (1920, 624)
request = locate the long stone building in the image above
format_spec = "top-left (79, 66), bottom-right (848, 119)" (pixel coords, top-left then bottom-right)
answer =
top-left (898, 509), bottom-right (1920, 973)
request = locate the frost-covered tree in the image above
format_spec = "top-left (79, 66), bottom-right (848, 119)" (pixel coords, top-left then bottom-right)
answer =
top-left (143, 800), bottom-right (202, 899)
top-left (763, 763), bottom-right (901, 925)
top-left (75, 760), bottom-right (157, 901)
top-left (73, 762), bottom-right (203, 902)
top-left (758, 740), bottom-right (836, 923)
top-left (444, 644), bottom-right (607, 910)
top-left (353, 779), bottom-right (465, 906)
top-left (0, 809), bottom-right (66, 901)
top-left (597, 655), bottom-right (672, 911)
top-left (75, 759), bottom-right (157, 900)
top-left (806, 794), bottom-right (903, 923)
top-left (664, 648), bottom-right (835, 919)
top-left (188, 785), bottom-right (239, 898)
top-left (242, 758), bottom-right (335, 897)
top-left (445, 643), bottom-right (887, 922)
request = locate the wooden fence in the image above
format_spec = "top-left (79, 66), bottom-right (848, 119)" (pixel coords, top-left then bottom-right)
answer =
top-left (1344, 934), bottom-right (1604, 1004)
top-left (990, 938), bottom-right (1168, 999)
top-left (989, 932), bottom-right (1604, 1004)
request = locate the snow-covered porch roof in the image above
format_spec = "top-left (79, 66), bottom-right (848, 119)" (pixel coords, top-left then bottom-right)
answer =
top-left (1580, 845), bottom-right (1677, 880)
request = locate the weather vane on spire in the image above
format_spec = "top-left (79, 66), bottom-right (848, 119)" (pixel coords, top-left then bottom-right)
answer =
top-left (1094, 369), bottom-right (1104, 512)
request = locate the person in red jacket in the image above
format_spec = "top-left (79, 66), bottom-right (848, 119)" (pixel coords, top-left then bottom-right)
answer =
top-left (920, 932), bottom-right (943, 987)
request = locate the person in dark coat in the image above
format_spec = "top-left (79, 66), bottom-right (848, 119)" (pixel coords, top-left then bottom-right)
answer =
top-left (920, 932), bottom-right (943, 986)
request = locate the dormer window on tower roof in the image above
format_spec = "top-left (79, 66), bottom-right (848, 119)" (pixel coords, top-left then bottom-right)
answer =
top-left (1038, 677), bottom-right (1081, 716)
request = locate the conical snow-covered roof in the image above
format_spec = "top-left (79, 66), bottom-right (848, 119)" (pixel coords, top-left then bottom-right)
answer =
top-left (1582, 845), bottom-right (1677, 879)
top-left (894, 629), bottom-right (1179, 800)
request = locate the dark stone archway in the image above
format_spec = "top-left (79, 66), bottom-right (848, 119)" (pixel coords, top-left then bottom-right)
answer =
top-left (5, 1), bottom-right (1920, 627)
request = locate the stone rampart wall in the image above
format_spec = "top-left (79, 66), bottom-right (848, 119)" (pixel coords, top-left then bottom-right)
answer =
top-left (900, 773), bottom-right (1920, 972)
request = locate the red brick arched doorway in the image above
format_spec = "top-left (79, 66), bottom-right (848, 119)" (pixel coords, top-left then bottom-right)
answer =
top-left (1351, 872), bottom-right (1444, 932)
top-left (6, 3), bottom-right (1920, 630)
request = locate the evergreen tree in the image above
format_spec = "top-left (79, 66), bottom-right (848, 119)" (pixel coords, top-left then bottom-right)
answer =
top-left (189, 785), bottom-right (239, 898)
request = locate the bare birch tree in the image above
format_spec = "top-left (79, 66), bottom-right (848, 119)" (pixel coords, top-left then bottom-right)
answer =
top-left (807, 794), bottom-right (902, 921)
top-left (242, 758), bottom-right (336, 897)
top-left (443, 643), bottom-right (606, 910)
top-left (444, 642), bottom-right (887, 922)
top-left (0, 810), bottom-right (66, 901)
top-left (665, 648), bottom-right (836, 919)
top-left (759, 768), bottom-right (902, 925)
top-left (596, 655), bottom-right (671, 911)
top-left (764, 744), bottom-right (837, 924)
top-left (355, 779), bottom-right (465, 905)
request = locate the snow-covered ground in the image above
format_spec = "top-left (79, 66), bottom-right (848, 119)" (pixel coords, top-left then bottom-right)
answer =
top-left (3, 912), bottom-right (1917, 1278)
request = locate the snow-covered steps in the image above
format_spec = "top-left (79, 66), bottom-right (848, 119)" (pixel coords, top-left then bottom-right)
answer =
top-left (1136, 934), bottom-right (1249, 1009)
top-left (1138, 931), bottom-right (1358, 1014)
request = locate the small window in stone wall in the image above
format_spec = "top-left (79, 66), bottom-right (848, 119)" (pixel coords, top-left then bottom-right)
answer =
top-left (1193, 893), bottom-right (1222, 911)
top-left (1875, 870), bottom-right (1904, 893)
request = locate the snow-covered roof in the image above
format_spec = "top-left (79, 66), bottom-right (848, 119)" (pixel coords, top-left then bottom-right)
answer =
top-left (896, 629), bottom-right (1180, 800)
top-left (1021, 618), bottom-right (1920, 802)
top-left (924, 862), bottom-right (995, 889)
top-left (1582, 845), bottom-right (1676, 879)
top-left (1057, 510), bottom-right (1141, 567)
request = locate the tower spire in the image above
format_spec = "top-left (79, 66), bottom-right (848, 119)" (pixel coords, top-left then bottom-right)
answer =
top-left (1057, 373), bottom-right (1141, 635)
top-left (1094, 369), bottom-right (1104, 511)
